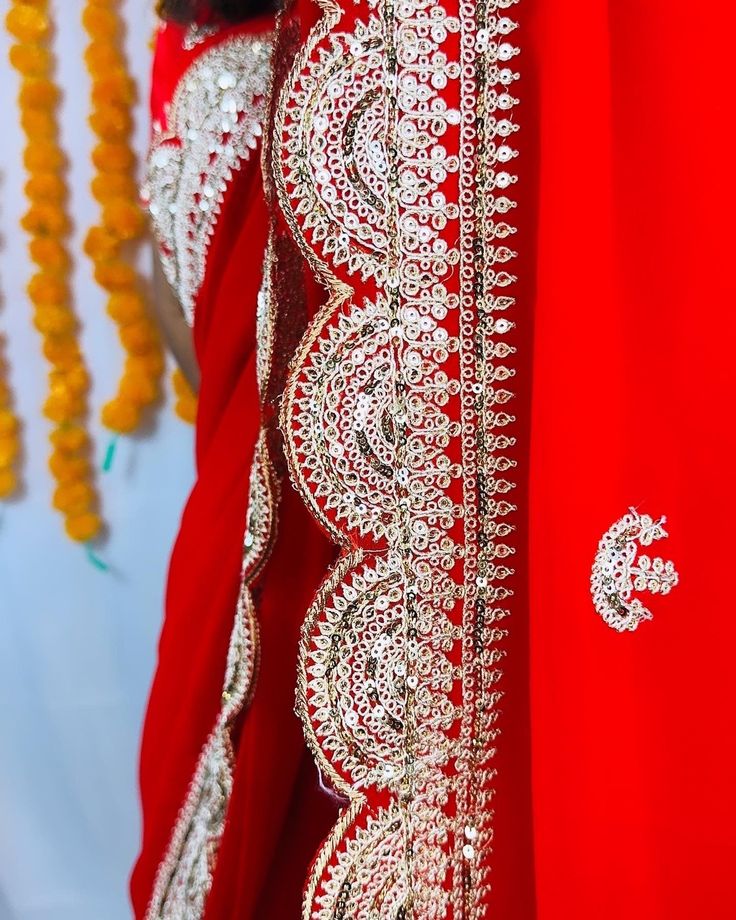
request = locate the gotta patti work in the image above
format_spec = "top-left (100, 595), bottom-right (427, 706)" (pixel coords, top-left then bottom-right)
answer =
top-left (274, 0), bottom-right (522, 915)
top-left (142, 30), bottom-right (273, 326)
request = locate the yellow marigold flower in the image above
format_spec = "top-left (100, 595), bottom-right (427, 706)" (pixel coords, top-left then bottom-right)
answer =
top-left (43, 336), bottom-right (80, 369)
top-left (83, 226), bottom-right (119, 261)
top-left (92, 142), bottom-right (134, 173)
top-left (50, 425), bottom-right (89, 454)
top-left (119, 319), bottom-right (157, 355)
top-left (33, 305), bottom-right (75, 337)
top-left (89, 104), bottom-right (131, 142)
top-left (49, 451), bottom-right (90, 482)
top-left (28, 272), bottom-right (67, 306)
top-left (53, 481), bottom-right (94, 515)
top-left (119, 371), bottom-right (158, 406)
top-left (9, 43), bottom-right (49, 77)
top-left (90, 172), bottom-right (137, 204)
top-left (0, 436), bottom-right (20, 467)
top-left (0, 468), bottom-right (17, 499)
top-left (84, 40), bottom-right (122, 75)
top-left (21, 202), bottom-right (69, 236)
top-left (91, 71), bottom-right (134, 108)
top-left (23, 140), bottom-right (64, 171)
top-left (101, 396), bottom-right (140, 434)
top-left (103, 199), bottom-right (145, 240)
top-left (106, 290), bottom-right (146, 324)
top-left (5, 5), bottom-right (49, 43)
top-left (64, 511), bottom-right (101, 543)
top-left (18, 78), bottom-right (59, 109)
top-left (94, 260), bottom-right (136, 291)
top-left (126, 351), bottom-right (165, 378)
top-left (81, 5), bottom-right (118, 40)
top-left (0, 409), bottom-right (20, 437)
top-left (25, 172), bottom-right (66, 202)
top-left (29, 237), bottom-right (68, 271)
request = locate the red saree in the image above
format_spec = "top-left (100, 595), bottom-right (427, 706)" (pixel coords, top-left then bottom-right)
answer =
top-left (134, 1), bottom-right (736, 918)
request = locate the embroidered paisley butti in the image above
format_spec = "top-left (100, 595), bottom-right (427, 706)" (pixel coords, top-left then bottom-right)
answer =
top-left (591, 508), bottom-right (679, 632)
top-left (142, 31), bottom-right (272, 325)
top-left (274, 0), bottom-right (522, 916)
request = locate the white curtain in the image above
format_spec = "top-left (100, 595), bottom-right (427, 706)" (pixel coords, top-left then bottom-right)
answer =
top-left (0, 3), bottom-right (194, 918)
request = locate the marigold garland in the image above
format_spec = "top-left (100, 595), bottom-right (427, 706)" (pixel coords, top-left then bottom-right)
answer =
top-left (0, 336), bottom-right (22, 500)
top-left (172, 369), bottom-right (198, 425)
top-left (82, 0), bottom-right (164, 436)
top-left (6, 0), bottom-right (102, 541)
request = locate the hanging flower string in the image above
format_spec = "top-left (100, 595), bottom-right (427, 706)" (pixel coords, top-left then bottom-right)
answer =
top-left (6, 0), bottom-right (103, 542)
top-left (172, 369), bottom-right (197, 425)
top-left (0, 335), bottom-right (21, 500)
top-left (82, 0), bottom-right (164, 441)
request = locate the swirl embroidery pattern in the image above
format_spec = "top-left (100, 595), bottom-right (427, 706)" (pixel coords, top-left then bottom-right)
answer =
top-left (274, 0), bottom-right (522, 915)
top-left (142, 32), bottom-right (272, 325)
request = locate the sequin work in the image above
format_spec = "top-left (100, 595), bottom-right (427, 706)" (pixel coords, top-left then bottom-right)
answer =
top-left (591, 509), bottom-right (679, 632)
top-left (274, 0), bottom-right (522, 915)
top-left (142, 32), bottom-right (273, 325)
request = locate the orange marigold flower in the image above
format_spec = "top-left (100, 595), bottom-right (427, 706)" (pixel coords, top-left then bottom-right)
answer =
top-left (18, 78), bottom-right (59, 109)
top-left (64, 364), bottom-right (91, 397)
top-left (25, 172), bottom-right (66, 202)
top-left (9, 43), bottom-right (49, 77)
top-left (23, 140), bottom-right (64, 171)
top-left (103, 199), bottom-right (145, 240)
top-left (175, 396), bottom-right (198, 425)
top-left (0, 436), bottom-right (20, 467)
top-left (0, 409), bottom-right (19, 437)
top-left (92, 142), bottom-right (134, 173)
top-left (119, 371), bottom-right (158, 406)
top-left (49, 451), bottom-right (90, 482)
top-left (20, 108), bottom-right (55, 138)
top-left (21, 202), bottom-right (70, 236)
top-left (43, 388), bottom-right (84, 424)
top-left (81, 5), bottom-right (118, 40)
top-left (106, 290), bottom-right (146, 324)
top-left (91, 71), bottom-right (135, 108)
top-left (28, 272), bottom-right (67, 306)
top-left (64, 511), bottom-right (101, 543)
top-left (126, 351), bottom-right (165, 378)
top-left (50, 425), bottom-right (89, 454)
top-left (5, 5), bottom-right (49, 43)
top-left (89, 105), bottom-right (131, 142)
top-left (119, 319), bottom-right (157, 355)
top-left (94, 260), bottom-right (136, 291)
top-left (33, 305), bottom-right (75, 337)
top-left (101, 396), bottom-right (140, 434)
top-left (171, 369), bottom-right (194, 397)
top-left (83, 226), bottom-right (119, 261)
top-left (84, 41), bottom-right (122, 75)
top-left (53, 481), bottom-right (94, 515)
top-left (29, 237), bottom-right (68, 271)
top-left (43, 336), bottom-right (80, 369)
top-left (90, 172), bottom-right (137, 204)
top-left (0, 468), bottom-right (17, 499)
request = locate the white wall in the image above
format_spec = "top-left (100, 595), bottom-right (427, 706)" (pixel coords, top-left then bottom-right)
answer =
top-left (0, 3), bottom-right (194, 918)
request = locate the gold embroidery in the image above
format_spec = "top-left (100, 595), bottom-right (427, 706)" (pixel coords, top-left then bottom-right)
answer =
top-left (274, 0), bottom-right (521, 915)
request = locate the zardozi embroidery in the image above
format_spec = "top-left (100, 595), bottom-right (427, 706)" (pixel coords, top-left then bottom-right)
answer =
top-left (142, 32), bottom-right (272, 324)
top-left (591, 508), bottom-right (679, 632)
top-left (274, 0), bottom-right (522, 915)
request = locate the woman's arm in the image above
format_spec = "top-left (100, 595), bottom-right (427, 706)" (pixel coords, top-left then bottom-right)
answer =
top-left (150, 252), bottom-right (200, 393)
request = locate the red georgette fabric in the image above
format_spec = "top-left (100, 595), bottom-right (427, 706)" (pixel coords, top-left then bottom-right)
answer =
top-left (130, 14), bottom-right (335, 919)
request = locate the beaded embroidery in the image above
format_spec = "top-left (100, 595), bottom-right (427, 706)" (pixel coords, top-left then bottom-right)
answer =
top-left (142, 32), bottom-right (272, 325)
top-left (591, 508), bottom-right (679, 632)
top-left (274, 0), bottom-right (521, 915)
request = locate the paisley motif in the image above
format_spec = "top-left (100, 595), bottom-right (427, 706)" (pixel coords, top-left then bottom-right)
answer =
top-left (142, 31), bottom-right (273, 324)
top-left (275, 0), bottom-right (523, 915)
